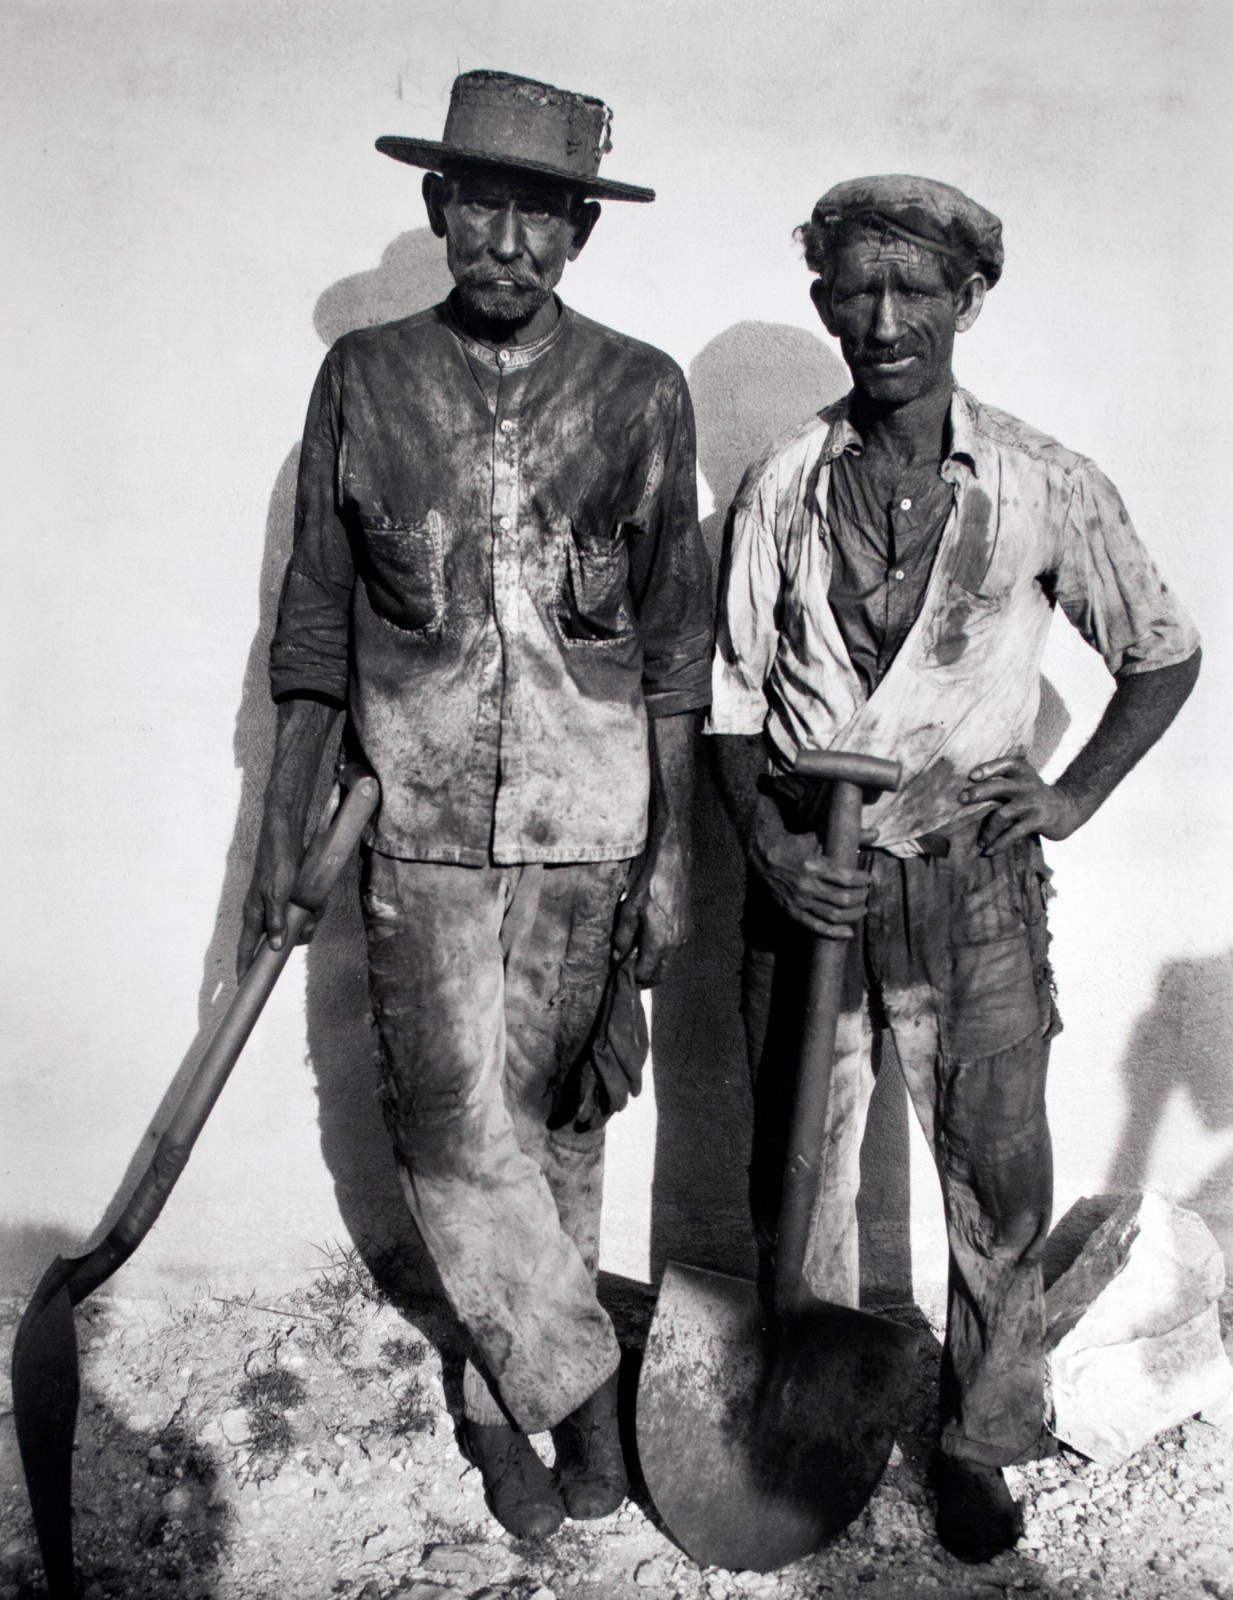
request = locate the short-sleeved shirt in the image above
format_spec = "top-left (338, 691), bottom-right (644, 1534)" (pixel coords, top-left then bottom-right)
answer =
top-left (270, 296), bottom-right (713, 865)
top-left (708, 386), bottom-right (1199, 853)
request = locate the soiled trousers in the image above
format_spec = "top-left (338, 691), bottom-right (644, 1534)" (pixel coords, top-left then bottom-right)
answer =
top-left (743, 825), bottom-right (1061, 1466)
top-left (362, 851), bottom-right (628, 1432)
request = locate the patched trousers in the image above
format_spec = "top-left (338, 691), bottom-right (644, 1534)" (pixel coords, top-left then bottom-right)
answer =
top-left (362, 851), bottom-right (628, 1433)
top-left (743, 824), bottom-right (1060, 1467)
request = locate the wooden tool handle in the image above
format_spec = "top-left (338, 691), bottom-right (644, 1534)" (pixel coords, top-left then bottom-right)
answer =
top-left (97, 769), bottom-right (380, 1276)
top-left (772, 780), bottom-right (864, 1316)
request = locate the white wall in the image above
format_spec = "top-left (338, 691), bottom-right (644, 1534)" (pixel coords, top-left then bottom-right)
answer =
top-left (3, 0), bottom-right (1230, 1304)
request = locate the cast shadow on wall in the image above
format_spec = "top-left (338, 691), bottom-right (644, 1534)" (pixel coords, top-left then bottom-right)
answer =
top-left (183, 230), bottom-right (456, 1335)
top-left (1104, 949), bottom-right (1233, 1277)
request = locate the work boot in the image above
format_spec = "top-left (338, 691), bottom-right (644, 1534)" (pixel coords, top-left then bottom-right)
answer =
top-left (463, 1419), bottom-right (565, 1539)
top-left (932, 1454), bottom-right (1024, 1562)
top-left (551, 1370), bottom-right (628, 1518)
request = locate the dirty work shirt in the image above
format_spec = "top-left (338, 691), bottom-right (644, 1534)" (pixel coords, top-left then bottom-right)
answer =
top-left (709, 386), bottom-right (1199, 852)
top-left (270, 295), bottom-right (713, 864)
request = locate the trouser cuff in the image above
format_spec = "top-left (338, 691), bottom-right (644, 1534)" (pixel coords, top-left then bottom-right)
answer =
top-left (463, 1349), bottom-right (621, 1433)
top-left (937, 1420), bottom-right (1044, 1470)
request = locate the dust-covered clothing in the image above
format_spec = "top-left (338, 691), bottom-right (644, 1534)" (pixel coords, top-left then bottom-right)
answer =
top-left (270, 295), bottom-right (710, 1434)
top-left (711, 384), bottom-right (1197, 1464)
top-left (363, 851), bottom-right (630, 1432)
top-left (743, 821), bottom-right (1058, 1466)
top-left (270, 294), bottom-right (713, 865)
top-left (709, 386), bottom-right (1200, 855)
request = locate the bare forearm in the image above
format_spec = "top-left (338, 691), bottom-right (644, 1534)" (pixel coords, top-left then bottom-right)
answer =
top-left (611, 710), bottom-right (701, 984)
top-left (646, 710), bottom-right (701, 860)
top-left (710, 731), bottom-right (870, 936)
top-left (237, 695), bottom-right (341, 973)
top-left (1055, 649), bottom-right (1201, 827)
top-left (962, 649), bottom-right (1201, 853)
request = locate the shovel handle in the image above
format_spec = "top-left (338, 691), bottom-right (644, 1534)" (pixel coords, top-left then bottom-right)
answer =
top-left (772, 750), bottom-right (900, 1319)
top-left (78, 766), bottom-right (379, 1294)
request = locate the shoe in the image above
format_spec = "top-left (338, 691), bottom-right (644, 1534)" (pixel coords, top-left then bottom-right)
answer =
top-left (463, 1419), bottom-right (565, 1538)
top-left (932, 1453), bottom-right (1024, 1563)
top-left (551, 1370), bottom-right (628, 1519)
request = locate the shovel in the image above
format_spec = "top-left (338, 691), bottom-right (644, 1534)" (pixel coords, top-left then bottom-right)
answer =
top-left (635, 748), bottom-right (921, 1573)
top-left (10, 763), bottom-right (379, 1600)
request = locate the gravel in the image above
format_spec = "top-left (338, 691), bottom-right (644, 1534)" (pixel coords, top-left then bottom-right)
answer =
top-left (1, 1264), bottom-right (1230, 1600)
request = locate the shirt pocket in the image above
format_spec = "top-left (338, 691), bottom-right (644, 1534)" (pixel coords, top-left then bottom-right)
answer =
top-left (357, 511), bottom-right (444, 635)
top-left (924, 573), bottom-right (1009, 669)
top-left (556, 525), bottom-right (634, 646)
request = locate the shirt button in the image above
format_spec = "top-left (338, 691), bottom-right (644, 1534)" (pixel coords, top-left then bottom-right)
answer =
top-left (498, 515), bottom-right (512, 531)
top-left (899, 497), bottom-right (912, 511)
top-left (497, 349), bottom-right (511, 365)
top-left (500, 419), bottom-right (516, 434)
top-left (892, 568), bottom-right (906, 581)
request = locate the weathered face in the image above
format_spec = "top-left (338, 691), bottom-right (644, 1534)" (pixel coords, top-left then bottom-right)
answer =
top-left (813, 230), bottom-right (985, 407)
top-left (425, 167), bottom-right (598, 326)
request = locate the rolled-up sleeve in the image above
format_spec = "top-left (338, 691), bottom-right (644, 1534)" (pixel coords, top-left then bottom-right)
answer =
top-left (706, 464), bottom-right (783, 734)
top-left (627, 369), bottom-right (714, 718)
top-left (1052, 462), bottom-right (1200, 677)
top-left (269, 350), bottom-right (355, 704)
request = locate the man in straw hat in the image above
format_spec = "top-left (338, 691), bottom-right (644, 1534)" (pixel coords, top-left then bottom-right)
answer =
top-left (708, 175), bottom-right (1200, 1561)
top-left (239, 70), bottom-right (712, 1537)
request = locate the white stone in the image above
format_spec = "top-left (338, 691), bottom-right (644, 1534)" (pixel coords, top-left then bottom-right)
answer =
top-left (1046, 1193), bottom-right (1233, 1466)
top-left (220, 1406), bottom-right (253, 1444)
top-left (161, 1485), bottom-right (194, 1517)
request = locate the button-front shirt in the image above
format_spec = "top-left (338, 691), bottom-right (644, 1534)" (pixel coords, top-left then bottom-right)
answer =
top-left (826, 449), bottom-right (954, 695)
top-left (708, 386), bottom-right (1199, 853)
top-left (271, 297), bottom-right (713, 865)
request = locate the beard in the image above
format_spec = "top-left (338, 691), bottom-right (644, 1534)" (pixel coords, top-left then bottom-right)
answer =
top-left (454, 272), bottom-right (554, 326)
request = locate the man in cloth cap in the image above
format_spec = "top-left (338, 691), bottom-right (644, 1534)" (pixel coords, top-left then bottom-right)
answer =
top-left (708, 176), bottom-right (1199, 1561)
top-left (239, 71), bottom-right (712, 1538)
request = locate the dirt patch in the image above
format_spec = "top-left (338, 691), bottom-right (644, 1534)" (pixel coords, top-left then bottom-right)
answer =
top-left (2, 1250), bottom-right (1231, 1600)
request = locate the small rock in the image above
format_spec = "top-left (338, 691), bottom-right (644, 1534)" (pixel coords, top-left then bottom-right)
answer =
top-left (528, 1588), bottom-right (556, 1600)
top-left (636, 1555), bottom-right (679, 1588)
top-left (161, 1485), bottom-right (193, 1517)
top-left (220, 1407), bottom-right (252, 1444)
top-left (421, 1544), bottom-right (489, 1576)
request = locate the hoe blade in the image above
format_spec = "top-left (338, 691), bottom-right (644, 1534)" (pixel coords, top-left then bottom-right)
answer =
top-left (11, 1257), bottom-right (82, 1600)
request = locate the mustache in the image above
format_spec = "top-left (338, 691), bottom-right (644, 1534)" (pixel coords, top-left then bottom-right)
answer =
top-left (456, 265), bottom-right (542, 292)
top-left (855, 343), bottom-right (924, 365)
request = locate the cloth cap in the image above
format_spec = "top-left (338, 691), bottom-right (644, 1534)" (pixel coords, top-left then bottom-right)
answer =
top-left (376, 69), bottom-right (654, 203)
top-left (810, 174), bottom-right (1003, 286)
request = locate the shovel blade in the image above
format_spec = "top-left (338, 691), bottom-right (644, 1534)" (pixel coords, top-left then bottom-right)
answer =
top-left (635, 1261), bottom-right (920, 1574)
top-left (11, 1257), bottom-right (82, 1599)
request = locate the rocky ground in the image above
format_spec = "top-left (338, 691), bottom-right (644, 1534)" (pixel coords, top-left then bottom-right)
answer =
top-left (2, 1250), bottom-right (1231, 1600)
